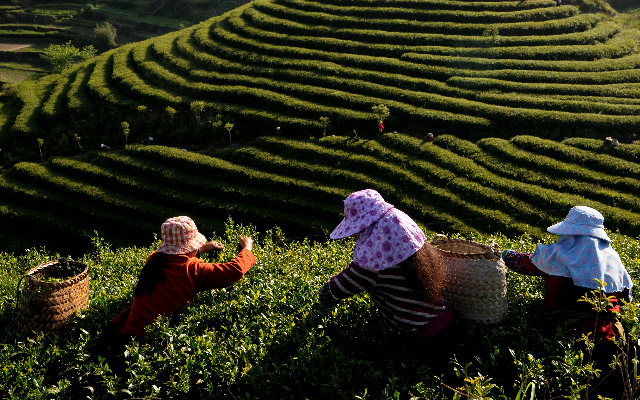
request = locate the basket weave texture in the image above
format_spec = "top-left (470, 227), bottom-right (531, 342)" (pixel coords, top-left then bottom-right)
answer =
top-left (17, 260), bottom-right (90, 333)
top-left (431, 236), bottom-right (508, 324)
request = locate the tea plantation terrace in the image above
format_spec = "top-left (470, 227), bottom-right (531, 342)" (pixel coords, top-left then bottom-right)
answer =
top-left (1, 133), bottom-right (639, 256)
top-left (1, 0), bottom-right (640, 162)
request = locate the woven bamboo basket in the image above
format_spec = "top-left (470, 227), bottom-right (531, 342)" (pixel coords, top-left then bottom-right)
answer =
top-left (16, 259), bottom-right (90, 333)
top-left (431, 236), bottom-right (508, 324)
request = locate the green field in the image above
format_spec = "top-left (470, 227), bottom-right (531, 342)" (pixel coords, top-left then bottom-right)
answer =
top-left (0, 222), bottom-right (638, 399)
top-left (2, 0), bottom-right (640, 166)
top-left (0, 133), bottom-right (639, 257)
top-left (0, 0), bottom-right (639, 397)
top-left (0, 0), bottom-right (251, 83)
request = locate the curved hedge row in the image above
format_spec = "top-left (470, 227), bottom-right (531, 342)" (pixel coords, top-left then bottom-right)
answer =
top-left (563, 137), bottom-right (640, 163)
top-left (314, 0), bottom-right (557, 11)
top-left (253, 0), bottom-right (598, 36)
top-left (4, 0), bottom-right (640, 161)
top-left (511, 135), bottom-right (640, 178)
top-left (2, 132), bottom-right (640, 254)
top-left (431, 134), bottom-right (640, 214)
top-left (472, 137), bottom-right (640, 194)
top-left (447, 76), bottom-right (640, 98)
top-left (279, 0), bottom-right (578, 22)
top-left (46, 155), bottom-right (334, 235)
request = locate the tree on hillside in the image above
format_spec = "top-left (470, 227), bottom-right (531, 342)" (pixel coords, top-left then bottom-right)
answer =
top-left (191, 101), bottom-right (205, 124)
top-left (225, 122), bottom-right (234, 144)
top-left (319, 116), bottom-right (330, 137)
top-left (37, 138), bottom-right (44, 162)
top-left (122, 121), bottom-right (130, 144)
top-left (372, 104), bottom-right (389, 134)
top-left (93, 21), bottom-right (118, 52)
top-left (41, 41), bottom-right (97, 73)
top-left (166, 106), bottom-right (177, 126)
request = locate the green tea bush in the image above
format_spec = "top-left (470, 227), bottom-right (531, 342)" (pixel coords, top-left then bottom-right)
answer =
top-left (40, 72), bottom-right (73, 122)
top-left (402, 43), bottom-right (640, 72)
top-left (85, 52), bottom-right (137, 108)
top-left (254, 0), bottom-right (597, 36)
top-left (10, 77), bottom-right (57, 138)
top-left (433, 134), bottom-right (640, 214)
top-left (378, 133), bottom-right (640, 236)
top-left (48, 154), bottom-right (337, 235)
top-left (312, 0), bottom-right (557, 11)
top-left (241, 5), bottom-right (597, 49)
top-left (66, 63), bottom-right (96, 117)
top-left (220, 140), bottom-right (539, 237)
top-left (275, 0), bottom-right (577, 23)
top-left (0, 222), bottom-right (637, 399)
top-left (563, 137), bottom-right (640, 163)
top-left (512, 135), bottom-right (640, 178)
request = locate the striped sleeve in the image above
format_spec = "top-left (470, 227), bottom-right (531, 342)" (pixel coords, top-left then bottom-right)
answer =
top-left (326, 262), bottom-right (378, 301)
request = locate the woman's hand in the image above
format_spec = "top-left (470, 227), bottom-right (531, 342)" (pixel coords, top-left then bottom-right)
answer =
top-left (199, 241), bottom-right (224, 254)
top-left (238, 235), bottom-right (253, 252)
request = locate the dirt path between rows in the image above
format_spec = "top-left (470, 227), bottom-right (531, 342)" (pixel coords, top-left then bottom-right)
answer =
top-left (0, 44), bottom-right (31, 51)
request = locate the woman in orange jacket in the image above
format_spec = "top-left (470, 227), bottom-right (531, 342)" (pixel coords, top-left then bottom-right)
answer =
top-left (104, 216), bottom-right (256, 375)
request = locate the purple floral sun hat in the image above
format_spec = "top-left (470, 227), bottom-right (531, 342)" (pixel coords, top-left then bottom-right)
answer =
top-left (331, 189), bottom-right (426, 271)
top-left (330, 189), bottom-right (394, 239)
top-left (547, 206), bottom-right (611, 243)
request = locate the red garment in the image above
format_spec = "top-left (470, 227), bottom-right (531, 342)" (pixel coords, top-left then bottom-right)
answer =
top-left (378, 122), bottom-right (384, 133)
top-left (515, 254), bottom-right (624, 342)
top-left (113, 249), bottom-right (256, 336)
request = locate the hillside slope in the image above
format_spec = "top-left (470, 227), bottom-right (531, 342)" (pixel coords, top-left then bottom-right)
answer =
top-left (1, 0), bottom-right (640, 164)
top-left (1, 133), bottom-right (638, 256)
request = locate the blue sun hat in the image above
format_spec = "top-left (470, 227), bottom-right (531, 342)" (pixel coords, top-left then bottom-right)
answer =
top-left (531, 206), bottom-right (633, 293)
top-left (546, 206), bottom-right (610, 242)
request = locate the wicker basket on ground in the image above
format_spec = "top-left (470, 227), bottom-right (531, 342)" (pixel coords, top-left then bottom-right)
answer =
top-left (15, 259), bottom-right (90, 333)
top-left (431, 235), bottom-right (508, 324)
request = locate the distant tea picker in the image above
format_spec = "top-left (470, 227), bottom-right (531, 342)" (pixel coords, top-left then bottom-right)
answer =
top-left (502, 206), bottom-right (633, 399)
top-left (103, 216), bottom-right (256, 375)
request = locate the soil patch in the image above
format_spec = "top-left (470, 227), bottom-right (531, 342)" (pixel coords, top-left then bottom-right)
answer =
top-left (0, 44), bottom-right (31, 51)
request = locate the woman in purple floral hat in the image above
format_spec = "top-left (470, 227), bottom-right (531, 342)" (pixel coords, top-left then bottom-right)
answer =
top-left (319, 189), bottom-right (456, 370)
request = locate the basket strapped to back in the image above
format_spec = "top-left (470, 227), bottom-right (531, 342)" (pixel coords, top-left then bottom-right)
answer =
top-left (431, 235), bottom-right (508, 324)
top-left (14, 259), bottom-right (90, 333)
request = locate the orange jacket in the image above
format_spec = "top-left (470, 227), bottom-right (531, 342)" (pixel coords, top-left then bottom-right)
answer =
top-left (113, 249), bottom-right (256, 336)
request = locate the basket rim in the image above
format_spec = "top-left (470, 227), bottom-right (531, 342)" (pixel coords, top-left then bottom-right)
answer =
top-left (25, 260), bottom-right (90, 290)
top-left (430, 235), bottom-right (501, 260)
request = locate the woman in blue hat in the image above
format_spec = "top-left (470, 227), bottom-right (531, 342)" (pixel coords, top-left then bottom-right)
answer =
top-left (502, 206), bottom-right (633, 398)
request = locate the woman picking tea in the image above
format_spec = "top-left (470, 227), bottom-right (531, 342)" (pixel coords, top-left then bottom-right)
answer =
top-left (318, 189), bottom-right (456, 371)
top-left (502, 206), bottom-right (633, 399)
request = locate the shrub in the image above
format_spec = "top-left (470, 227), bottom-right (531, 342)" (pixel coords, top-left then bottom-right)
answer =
top-left (40, 41), bottom-right (97, 73)
top-left (93, 21), bottom-right (118, 52)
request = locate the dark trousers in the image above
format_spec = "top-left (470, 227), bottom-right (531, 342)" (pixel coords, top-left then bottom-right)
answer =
top-left (97, 322), bottom-right (133, 379)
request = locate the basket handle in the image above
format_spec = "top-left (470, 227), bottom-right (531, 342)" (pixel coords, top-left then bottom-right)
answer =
top-left (430, 234), bottom-right (449, 245)
top-left (489, 240), bottom-right (502, 258)
top-left (4, 275), bottom-right (40, 333)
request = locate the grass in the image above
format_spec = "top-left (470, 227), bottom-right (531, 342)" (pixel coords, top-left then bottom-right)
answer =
top-left (0, 65), bottom-right (44, 83)
top-left (612, 7), bottom-right (640, 31)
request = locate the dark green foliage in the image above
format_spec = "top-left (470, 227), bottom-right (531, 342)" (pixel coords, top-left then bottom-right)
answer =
top-left (2, 133), bottom-right (640, 255)
top-left (511, 135), bottom-right (640, 178)
top-left (3, 0), bottom-right (640, 159)
top-left (93, 21), bottom-right (118, 52)
top-left (563, 137), bottom-right (640, 163)
top-left (0, 224), bottom-right (637, 399)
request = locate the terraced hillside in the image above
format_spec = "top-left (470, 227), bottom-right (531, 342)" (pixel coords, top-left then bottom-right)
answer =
top-left (1, 133), bottom-right (638, 255)
top-left (1, 0), bottom-right (640, 163)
